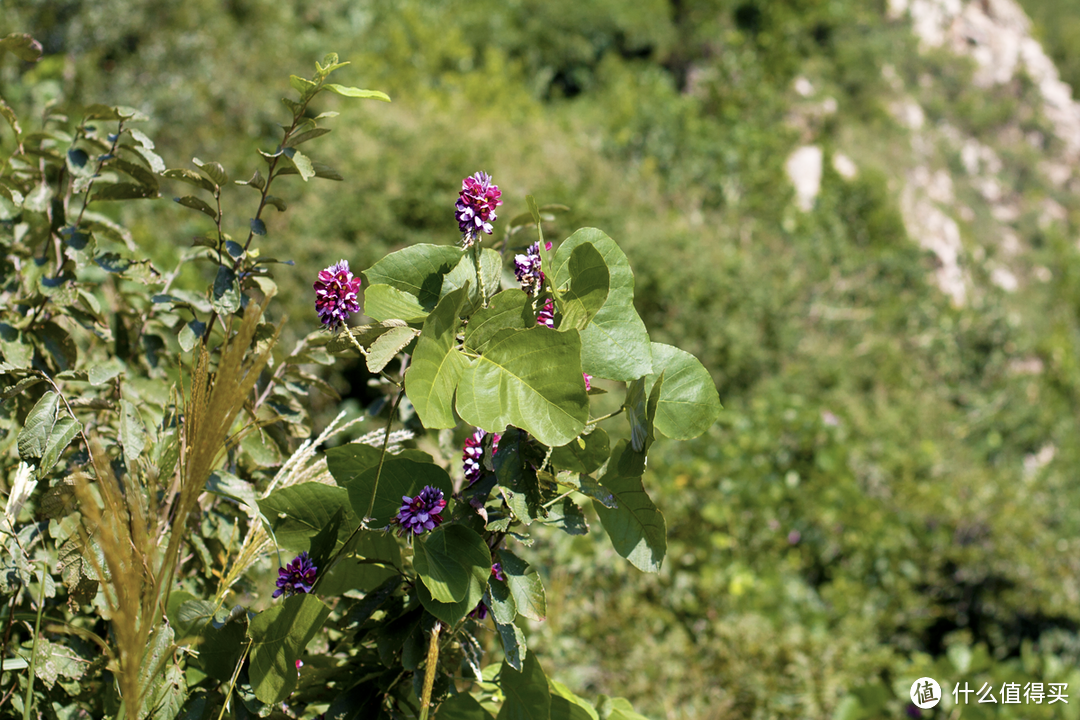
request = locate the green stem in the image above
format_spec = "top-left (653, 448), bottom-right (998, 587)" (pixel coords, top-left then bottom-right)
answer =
top-left (589, 406), bottom-right (625, 425)
top-left (473, 243), bottom-right (488, 308)
top-left (22, 562), bottom-right (47, 720)
top-left (418, 622), bottom-right (441, 720)
top-left (216, 639), bottom-right (252, 720)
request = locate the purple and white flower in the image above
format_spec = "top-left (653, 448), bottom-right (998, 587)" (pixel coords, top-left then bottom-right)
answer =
top-left (273, 552), bottom-right (318, 598)
top-left (313, 260), bottom-right (362, 329)
top-left (393, 486), bottom-right (447, 536)
top-left (455, 172), bottom-right (502, 247)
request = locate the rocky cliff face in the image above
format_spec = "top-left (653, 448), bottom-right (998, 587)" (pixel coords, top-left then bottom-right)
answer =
top-left (786, 0), bottom-right (1077, 309)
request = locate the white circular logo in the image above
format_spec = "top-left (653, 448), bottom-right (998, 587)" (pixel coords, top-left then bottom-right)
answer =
top-left (910, 677), bottom-right (942, 709)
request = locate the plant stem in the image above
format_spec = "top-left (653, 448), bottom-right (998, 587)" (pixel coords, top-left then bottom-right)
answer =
top-left (589, 406), bottom-right (625, 425)
top-left (216, 639), bottom-right (252, 720)
top-left (22, 562), bottom-right (47, 720)
top-left (418, 621), bottom-right (441, 720)
top-left (473, 243), bottom-right (488, 308)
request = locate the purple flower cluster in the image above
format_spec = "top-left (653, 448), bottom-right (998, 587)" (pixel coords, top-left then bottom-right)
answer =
top-left (313, 260), bottom-right (362, 329)
top-left (463, 428), bottom-right (501, 485)
top-left (273, 551), bottom-right (317, 598)
top-left (583, 373), bottom-right (593, 391)
top-left (393, 486), bottom-right (447, 536)
top-left (455, 172), bottom-right (502, 247)
top-left (536, 298), bottom-right (555, 328)
top-left (513, 241), bottom-right (550, 296)
top-left (468, 564), bottom-right (507, 620)
top-left (491, 562), bottom-right (505, 582)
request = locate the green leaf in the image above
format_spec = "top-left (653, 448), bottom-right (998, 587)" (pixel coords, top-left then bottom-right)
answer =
top-left (178, 320), bottom-right (206, 353)
top-left (365, 325), bottom-right (418, 373)
top-left (92, 182), bottom-right (158, 201)
top-left (456, 327), bottom-right (589, 448)
top-left (549, 428), bottom-right (610, 474)
top-left (438, 693), bottom-right (495, 720)
top-left (646, 343), bottom-right (721, 440)
top-left (414, 524), bottom-right (491, 603)
top-left (497, 653), bottom-right (551, 720)
top-left (285, 127), bottom-right (331, 147)
top-left (595, 697), bottom-right (649, 720)
top-left (551, 242), bottom-right (609, 330)
top-left (111, 158), bottom-right (159, 190)
top-left (325, 319), bottom-right (412, 354)
top-left (282, 147), bottom-right (314, 181)
top-left (174, 195), bottom-right (217, 220)
top-left (192, 158), bottom-right (228, 186)
top-left (486, 577), bottom-right (517, 625)
top-left (311, 161), bottom-right (344, 181)
top-left (163, 168), bottom-right (217, 193)
top-left (497, 549), bottom-right (546, 622)
top-left (496, 620), bottom-right (527, 673)
top-left (363, 244), bottom-right (465, 309)
top-left (95, 252), bottom-right (131, 274)
top-left (250, 217), bottom-right (267, 236)
top-left (405, 287), bottom-right (469, 428)
top-left (543, 497), bottom-right (588, 535)
top-left (258, 483), bottom-right (356, 553)
top-left (120, 399), bottom-right (147, 467)
top-left (38, 322), bottom-right (78, 369)
top-left (212, 266), bottom-right (240, 315)
top-left (324, 443), bottom-right (383, 485)
top-left (39, 416), bottom-right (80, 474)
top-left (0, 97), bottom-right (21, 137)
top-left (1, 33), bottom-right (43, 62)
top-left (464, 289), bottom-right (535, 353)
top-left (264, 195), bottom-right (287, 211)
top-left (362, 284), bottom-right (430, 323)
top-left (18, 391), bottom-right (59, 460)
top-left (558, 228), bottom-right (652, 381)
top-left (493, 428), bottom-right (545, 525)
top-left (23, 182), bottom-right (53, 212)
top-left (343, 456), bottom-right (453, 527)
top-left (194, 608), bottom-right (247, 679)
top-left (248, 594), bottom-right (331, 705)
top-left (440, 249), bottom-right (503, 315)
top-left (323, 85), bottom-right (391, 101)
top-left (550, 681), bottom-right (600, 720)
top-left (317, 530), bottom-right (401, 595)
top-left (593, 441), bottom-right (666, 573)
top-left (415, 573), bottom-right (483, 627)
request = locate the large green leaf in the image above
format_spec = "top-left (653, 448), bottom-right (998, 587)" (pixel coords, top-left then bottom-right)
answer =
top-left (324, 443), bottom-right (383, 485)
top-left (366, 325), bottom-right (418, 373)
top-left (549, 428), bottom-right (610, 474)
top-left (405, 287), bottom-right (469, 428)
top-left (551, 242), bottom-right (609, 330)
top-left (497, 653), bottom-right (551, 720)
top-left (258, 483), bottom-right (357, 552)
top-left (556, 228), bottom-right (651, 380)
top-left (440, 248), bottom-right (503, 315)
top-left (439, 693), bottom-right (496, 720)
top-left (456, 327), bottom-right (588, 447)
top-left (248, 594), bottom-right (331, 704)
top-left (493, 428), bottom-right (545, 525)
top-left (550, 680), bottom-right (600, 720)
top-left (593, 441), bottom-right (666, 573)
top-left (361, 284), bottom-right (429, 323)
top-left (497, 620), bottom-right (527, 672)
top-left (464, 289), bottom-right (535, 353)
top-left (415, 566), bottom-right (485, 626)
top-left (17, 391), bottom-right (59, 460)
top-left (497, 549), bottom-right (546, 622)
top-left (646, 342), bottom-right (721, 440)
top-left (344, 456), bottom-right (453, 527)
top-left (414, 524), bottom-right (491, 603)
top-left (362, 244), bottom-right (464, 309)
top-left (39, 416), bottom-right (80, 474)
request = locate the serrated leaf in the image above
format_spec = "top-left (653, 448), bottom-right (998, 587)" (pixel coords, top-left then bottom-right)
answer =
top-left (557, 228), bottom-right (652, 381)
top-left (91, 182), bottom-right (157, 201)
top-left (593, 440), bottom-right (666, 572)
top-left (163, 168), bottom-right (217, 193)
top-left (248, 594), bottom-right (331, 704)
top-left (18, 391), bottom-right (59, 460)
top-left (289, 74), bottom-right (318, 96)
top-left (645, 343), bottom-right (721, 440)
top-left (414, 524), bottom-right (491, 603)
top-left (323, 85), bottom-right (390, 101)
top-left (174, 195), bottom-right (217, 220)
top-left (0, 97), bottom-right (20, 137)
top-left (212, 266), bottom-right (240, 315)
top-left (133, 145), bottom-right (165, 174)
top-left (39, 416), bottom-right (79, 475)
top-left (497, 653), bottom-right (550, 720)
top-left (95, 252), bottom-right (131, 273)
top-left (404, 287), bottom-right (468, 428)
top-left (456, 327), bottom-right (589, 448)
top-left (178, 320), bottom-right (206, 352)
top-left (365, 325), bottom-right (418, 373)
top-left (1, 33), bottom-right (43, 62)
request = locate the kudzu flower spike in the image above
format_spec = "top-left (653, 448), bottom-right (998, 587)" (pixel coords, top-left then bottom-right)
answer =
top-left (514, 241), bottom-right (550, 296)
top-left (456, 171), bottom-right (502, 247)
top-left (313, 259), bottom-right (362, 329)
top-left (537, 298), bottom-right (555, 328)
top-left (273, 551), bottom-right (317, 598)
top-left (393, 486), bottom-right (447, 535)
top-left (463, 428), bottom-right (501, 485)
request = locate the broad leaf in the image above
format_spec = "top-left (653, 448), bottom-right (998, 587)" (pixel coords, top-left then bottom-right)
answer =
top-left (362, 283), bottom-right (429, 323)
top-left (551, 242), bottom-right (609, 330)
top-left (258, 483), bottom-right (356, 552)
top-left (365, 325), bottom-right (418, 373)
top-left (18, 391), bottom-right (58, 460)
top-left (439, 693), bottom-right (495, 720)
top-left (464, 289), bottom-right (535, 354)
top-left (497, 653), bottom-right (551, 720)
top-left (120, 399), bottom-right (147, 467)
top-left (414, 524), bottom-right (491, 603)
top-left (440, 248), bottom-right (502, 314)
top-left (549, 428), bottom-right (609, 474)
top-left (343, 456), bottom-right (453, 527)
top-left (405, 287), bottom-right (468, 428)
top-left (324, 319), bottom-right (412, 354)
top-left (248, 594), bottom-right (331, 704)
top-left (493, 428), bottom-right (545, 524)
top-left (324, 85), bottom-right (391, 101)
top-left (456, 327), bottom-right (588, 448)
top-left (593, 441), bottom-right (666, 573)
top-left (497, 620), bottom-right (527, 673)
top-left (40, 416), bottom-right (80, 474)
top-left (557, 228), bottom-right (652, 381)
top-left (497, 549), bottom-right (546, 622)
top-left (415, 568), bottom-right (485, 626)
top-left (646, 342), bottom-right (721, 440)
top-left (362, 244), bottom-right (464, 309)
top-left (212, 266), bottom-right (241, 315)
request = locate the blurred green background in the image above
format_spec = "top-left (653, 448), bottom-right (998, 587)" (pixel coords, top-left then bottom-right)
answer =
top-left (6, 0), bottom-right (1080, 717)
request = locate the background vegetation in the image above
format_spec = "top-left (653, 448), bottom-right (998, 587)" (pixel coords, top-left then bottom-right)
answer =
top-left (4, 0), bottom-right (1080, 717)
